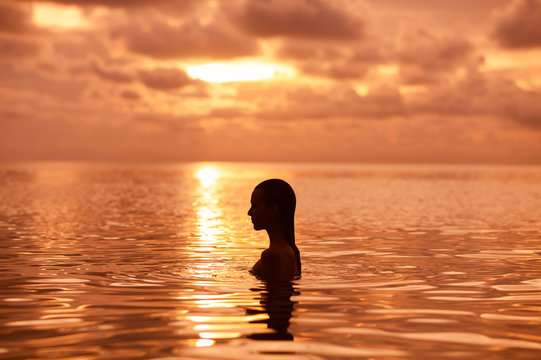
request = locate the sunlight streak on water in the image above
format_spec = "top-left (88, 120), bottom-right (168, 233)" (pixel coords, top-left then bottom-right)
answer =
top-left (191, 164), bottom-right (226, 281)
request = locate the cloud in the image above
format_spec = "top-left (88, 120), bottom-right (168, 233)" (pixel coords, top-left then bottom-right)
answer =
top-left (53, 38), bottom-right (109, 60)
top-left (276, 29), bottom-right (473, 82)
top-left (0, 61), bottom-right (86, 101)
top-left (92, 61), bottom-right (134, 83)
top-left (0, 36), bottom-right (40, 58)
top-left (35, 62), bottom-right (61, 75)
top-left (230, 0), bottom-right (364, 39)
top-left (408, 69), bottom-right (541, 129)
top-left (0, 3), bottom-right (32, 34)
top-left (19, 0), bottom-right (148, 6)
top-left (119, 89), bottom-right (140, 100)
top-left (487, 80), bottom-right (541, 129)
top-left (395, 29), bottom-right (475, 84)
top-left (207, 107), bottom-right (250, 119)
top-left (115, 18), bottom-right (259, 60)
top-left (277, 39), bottom-right (386, 79)
top-left (16, 0), bottom-right (195, 11)
top-left (491, 0), bottom-right (541, 48)
top-left (137, 67), bottom-right (194, 90)
top-left (229, 68), bottom-right (541, 130)
top-left (0, 105), bottom-right (206, 162)
top-left (233, 82), bottom-right (405, 120)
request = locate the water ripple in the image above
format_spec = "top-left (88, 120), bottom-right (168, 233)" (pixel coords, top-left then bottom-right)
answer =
top-left (175, 339), bottom-right (408, 359)
top-left (1, 162), bottom-right (541, 359)
top-left (328, 328), bottom-right (541, 350)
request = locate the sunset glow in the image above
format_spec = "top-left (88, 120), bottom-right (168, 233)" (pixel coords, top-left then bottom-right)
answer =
top-left (195, 167), bottom-right (220, 188)
top-left (186, 62), bottom-right (295, 83)
top-left (32, 3), bottom-right (88, 29)
top-left (1, 0), bottom-right (540, 164)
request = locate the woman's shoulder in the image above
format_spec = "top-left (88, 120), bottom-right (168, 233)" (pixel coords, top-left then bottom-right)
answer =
top-left (260, 247), bottom-right (297, 279)
top-left (262, 245), bottom-right (294, 256)
top-left (261, 248), bottom-right (281, 260)
top-left (261, 247), bottom-right (296, 265)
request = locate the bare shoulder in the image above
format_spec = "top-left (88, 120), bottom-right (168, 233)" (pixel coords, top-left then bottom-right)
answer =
top-left (261, 248), bottom-right (282, 260)
top-left (260, 246), bottom-right (297, 280)
top-left (261, 247), bottom-right (295, 262)
top-left (251, 258), bottom-right (262, 275)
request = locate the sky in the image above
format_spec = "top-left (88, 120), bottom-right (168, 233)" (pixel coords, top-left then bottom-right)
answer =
top-left (0, 0), bottom-right (540, 164)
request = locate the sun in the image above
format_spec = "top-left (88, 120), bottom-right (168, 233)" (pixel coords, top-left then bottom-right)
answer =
top-left (195, 166), bottom-right (220, 188)
top-left (186, 62), bottom-right (295, 83)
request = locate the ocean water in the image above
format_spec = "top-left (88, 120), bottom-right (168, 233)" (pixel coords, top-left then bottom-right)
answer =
top-left (1, 162), bottom-right (541, 359)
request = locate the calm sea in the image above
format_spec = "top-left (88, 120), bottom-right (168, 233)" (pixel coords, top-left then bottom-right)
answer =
top-left (1, 162), bottom-right (541, 359)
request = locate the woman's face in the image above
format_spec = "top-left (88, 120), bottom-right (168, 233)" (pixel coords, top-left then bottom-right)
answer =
top-left (247, 188), bottom-right (273, 231)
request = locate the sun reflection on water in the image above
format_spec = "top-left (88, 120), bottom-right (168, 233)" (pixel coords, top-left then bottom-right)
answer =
top-left (190, 165), bottom-right (226, 281)
top-left (194, 165), bottom-right (222, 244)
top-left (195, 166), bottom-right (220, 188)
top-left (193, 339), bottom-right (215, 347)
top-left (185, 165), bottom-right (269, 343)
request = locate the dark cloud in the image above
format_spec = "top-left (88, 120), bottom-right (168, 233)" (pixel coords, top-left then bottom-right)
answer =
top-left (277, 39), bottom-right (386, 79)
top-left (207, 107), bottom-right (250, 119)
top-left (486, 80), bottom-right (541, 129)
top-left (230, 0), bottom-right (364, 39)
top-left (286, 84), bottom-right (405, 119)
top-left (277, 29), bottom-right (473, 82)
top-left (18, 0), bottom-right (149, 6)
top-left (299, 62), bottom-right (370, 79)
top-left (365, 0), bottom-right (510, 19)
top-left (119, 89), bottom-right (140, 100)
top-left (395, 29), bottom-right (475, 84)
top-left (115, 18), bottom-right (259, 60)
top-left (92, 61), bottom-right (134, 83)
top-left (35, 62), bottom-right (60, 75)
top-left (409, 69), bottom-right (541, 129)
top-left (132, 112), bottom-right (203, 134)
top-left (0, 3), bottom-right (32, 34)
top-left (15, 0), bottom-right (195, 11)
top-left (53, 38), bottom-right (109, 60)
top-left (232, 69), bottom-right (541, 130)
top-left (0, 106), bottom-right (205, 162)
top-left (235, 83), bottom-right (405, 120)
top-left (0, 61), bottom-right (86, 101)
top-left (137, 67), bottom-right (193, 91)
top-left (276, 29), bottom-right (474, 83)
top-left (491, 0), bottom-right (541, 49)
top-left (397, 30), bottom-right (474, 71)
top-left (0, 36), bottom-right (40, 58)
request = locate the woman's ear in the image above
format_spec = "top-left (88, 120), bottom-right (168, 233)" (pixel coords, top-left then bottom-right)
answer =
top-left (269, 203), bottom-right (280, 216)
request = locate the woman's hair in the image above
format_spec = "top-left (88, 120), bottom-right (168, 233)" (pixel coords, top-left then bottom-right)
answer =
top-left (255, 179), bottom-right (301, 274)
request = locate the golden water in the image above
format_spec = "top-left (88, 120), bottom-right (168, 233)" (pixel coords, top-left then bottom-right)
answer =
top-left (1, 162), bottom-right (541, 359)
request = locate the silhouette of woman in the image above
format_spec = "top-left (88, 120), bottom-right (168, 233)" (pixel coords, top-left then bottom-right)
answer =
top-left (248, 179), bottom-right (301, 280)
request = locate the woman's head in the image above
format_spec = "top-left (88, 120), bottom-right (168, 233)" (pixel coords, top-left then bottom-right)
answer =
top-left (248, 179), bottom-right (300, 273)
top-left (250, 179), bottom-right (295, 227)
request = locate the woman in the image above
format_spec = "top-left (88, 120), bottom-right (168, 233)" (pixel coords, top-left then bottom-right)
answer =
top-left (248, 179), bottom-right (301, 280)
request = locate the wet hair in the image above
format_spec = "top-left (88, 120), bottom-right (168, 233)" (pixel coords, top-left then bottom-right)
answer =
top-left (255, 179), bottom-right (301, 274)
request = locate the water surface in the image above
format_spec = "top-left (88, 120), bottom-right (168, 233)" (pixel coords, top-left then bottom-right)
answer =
top-left (1, 162), bottom-right (541, 359)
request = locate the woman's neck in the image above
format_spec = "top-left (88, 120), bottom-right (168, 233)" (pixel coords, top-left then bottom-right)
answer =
top-left (266, 225), bottom-right (288, 247)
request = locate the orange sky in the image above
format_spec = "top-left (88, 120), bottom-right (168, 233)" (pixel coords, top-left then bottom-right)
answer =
top-left (1, 0), bottom-right (540, 164)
